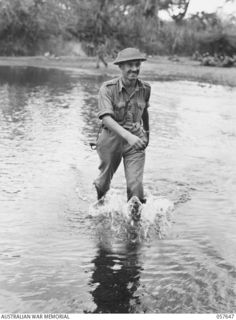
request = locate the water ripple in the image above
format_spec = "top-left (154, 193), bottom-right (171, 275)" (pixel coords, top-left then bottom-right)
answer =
top-left (0, 69), bottom-right (236, 313)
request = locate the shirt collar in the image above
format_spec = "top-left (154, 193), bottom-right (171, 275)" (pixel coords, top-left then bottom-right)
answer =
top-left (118, 77), bottom-right (143, 93)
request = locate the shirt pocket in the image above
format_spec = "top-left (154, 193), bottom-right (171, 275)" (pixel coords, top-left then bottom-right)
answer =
top-left (114, 101), bottom-right (126, 122)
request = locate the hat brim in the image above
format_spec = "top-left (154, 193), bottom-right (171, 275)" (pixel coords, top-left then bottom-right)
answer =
top-left (113, 56), bottom-right (146, 65)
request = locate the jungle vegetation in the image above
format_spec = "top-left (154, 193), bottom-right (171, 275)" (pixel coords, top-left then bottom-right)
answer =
top-left (0, 0), bottom-right (235, 56)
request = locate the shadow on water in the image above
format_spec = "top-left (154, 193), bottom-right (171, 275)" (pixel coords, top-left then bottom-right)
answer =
top-left (0, 67), bottom-right (75, 128)
top-left (0, 66), bottom-right (74, 89)
top-left (0, 65), bottom-right (107, 144)
top-left (88, 242), bottom-right (142, 313)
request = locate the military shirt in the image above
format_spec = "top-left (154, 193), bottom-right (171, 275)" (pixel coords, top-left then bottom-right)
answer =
top-left (98, 77), bottom-right (151, 132)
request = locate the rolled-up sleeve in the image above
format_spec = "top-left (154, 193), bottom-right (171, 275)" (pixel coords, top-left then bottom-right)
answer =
top-left (98, 85), bottom-right (115, 119)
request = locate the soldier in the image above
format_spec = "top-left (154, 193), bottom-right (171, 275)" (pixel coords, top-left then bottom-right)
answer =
top-left (93, 48), bottom-right (151, 204)
top-left (96, 42), bottom-right (108, 68)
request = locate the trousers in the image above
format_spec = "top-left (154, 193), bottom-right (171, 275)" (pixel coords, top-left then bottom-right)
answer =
top-left (96, 54), bottom-right (108, 68)
top-left (94, 128), bottom-right (146, 202)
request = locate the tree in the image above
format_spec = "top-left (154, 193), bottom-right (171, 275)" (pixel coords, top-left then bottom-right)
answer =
top-left (167, 0), bottom-right (190, 23)
top-left (143, 0), bottom-right (190, 22)
top-left (0, 0), bottom-right (194, 56)
top-left (0, 0), bottom-right (73, 54)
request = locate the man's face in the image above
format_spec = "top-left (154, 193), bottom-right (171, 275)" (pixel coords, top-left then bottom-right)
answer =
top-left (119, 60), bottom-right (141, 82)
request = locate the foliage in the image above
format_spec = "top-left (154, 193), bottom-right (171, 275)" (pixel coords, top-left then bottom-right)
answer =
top-left (0, 0), bottom-right (235, 56)
top-left (0, 0), bottom-right (72, 55)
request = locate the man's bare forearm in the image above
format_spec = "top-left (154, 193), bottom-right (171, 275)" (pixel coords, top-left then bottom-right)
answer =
top-left (142, 108), bottom-right (149, 132)
top-left (102, 115), bottom-right (145, 149)
top-left (142, 108), bottom-right (150, 144)
top-left (102, 115), bottom-right (132, 141)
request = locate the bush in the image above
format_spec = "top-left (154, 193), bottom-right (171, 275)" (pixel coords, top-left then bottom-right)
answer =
top-left (0, 0), bottom-right (235, 57)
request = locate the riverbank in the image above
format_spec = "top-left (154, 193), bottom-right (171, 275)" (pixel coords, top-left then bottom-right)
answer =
top-left (0, 55), bottom-right (236, 87)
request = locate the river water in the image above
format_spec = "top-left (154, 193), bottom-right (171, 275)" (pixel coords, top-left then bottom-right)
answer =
top-left (0, 66), bottom-right (236, 313)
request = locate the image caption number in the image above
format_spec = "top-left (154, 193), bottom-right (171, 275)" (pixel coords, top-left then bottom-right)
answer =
top-left (216, 314), bottom-right (235, 319)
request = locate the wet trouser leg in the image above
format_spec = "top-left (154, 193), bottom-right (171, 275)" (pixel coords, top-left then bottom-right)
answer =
top-left (123, 147), bottom-right (145, 202)
top-left (94, 129), bottom-right (122, 198)
top-left (96, 55), bottom-right (100, 68)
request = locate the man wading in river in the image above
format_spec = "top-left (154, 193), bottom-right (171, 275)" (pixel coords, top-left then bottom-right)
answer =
top-left (93, 48), bottom-right (151, 204)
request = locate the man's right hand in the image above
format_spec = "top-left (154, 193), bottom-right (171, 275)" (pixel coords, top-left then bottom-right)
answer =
top-left (102, 116), bottom-right (146, 150)
top-left (126, 132), bottom-right (146, 150)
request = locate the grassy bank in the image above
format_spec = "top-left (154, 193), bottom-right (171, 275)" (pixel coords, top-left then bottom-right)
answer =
top-left (0, 55), bottom-right (236, 87)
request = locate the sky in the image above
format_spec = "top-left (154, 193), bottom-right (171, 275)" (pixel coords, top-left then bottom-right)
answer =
top-left (187, 0), bottom-right (236, 15)
top-left (159, 0), bottom-right (236, 19)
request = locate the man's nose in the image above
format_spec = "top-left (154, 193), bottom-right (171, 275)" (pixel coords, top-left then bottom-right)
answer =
top-left (131, 65), bottom-right (139, 71)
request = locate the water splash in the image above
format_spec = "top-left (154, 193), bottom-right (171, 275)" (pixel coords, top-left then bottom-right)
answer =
top-left (88, 192), bottom-right (174, 242)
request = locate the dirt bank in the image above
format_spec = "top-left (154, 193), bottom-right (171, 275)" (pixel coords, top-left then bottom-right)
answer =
top-left (0, 55), bottom-right (236, 87)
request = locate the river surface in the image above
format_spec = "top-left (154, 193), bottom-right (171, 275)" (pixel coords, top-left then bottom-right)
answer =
top-left (0, 66), bottom-right (236, 313)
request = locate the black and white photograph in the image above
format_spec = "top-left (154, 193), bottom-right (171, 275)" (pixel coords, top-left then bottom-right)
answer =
top-left (0, 0), bottom-right (236, 317)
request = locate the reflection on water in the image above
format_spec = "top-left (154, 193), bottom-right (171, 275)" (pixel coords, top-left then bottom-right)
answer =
top-left (0, 66), bottom-right (236, 313)
top-left (89, 243), bottom-right (142, 313)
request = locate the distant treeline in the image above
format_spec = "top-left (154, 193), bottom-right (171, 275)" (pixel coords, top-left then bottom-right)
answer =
top-left (0, 0), bottom-right (236, 56)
